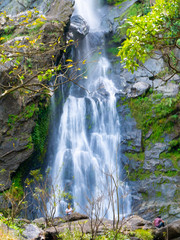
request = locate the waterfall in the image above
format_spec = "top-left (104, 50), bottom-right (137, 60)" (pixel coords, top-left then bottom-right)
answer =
top-left (50, 0), bottom-right (131, 219)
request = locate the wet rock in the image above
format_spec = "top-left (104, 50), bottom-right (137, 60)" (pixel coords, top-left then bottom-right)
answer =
top-left (127, 81), bottom-right (150, 98)
top-left (88, 32), bottom-right (104, 48)
top-left (119, 55), bottom-right (165, 94)
top-left (119, 104), bottom-right (142, 153)
top-left (145, 143), bottom-right (168, 160)
top-left (67, 15), bottom-right (89, 40)
top-left (145, 129), bottom-right (153, 140)
top-left (156, 82), bottom-right (179, 97)
top-left (100, 0), bottom-right (138, 34)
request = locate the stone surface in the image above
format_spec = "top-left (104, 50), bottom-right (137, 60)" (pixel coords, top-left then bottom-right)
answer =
top-left (0, 0), bottom-right (74, 16)
top-left (100, 0), bottom-right (138, 34)
top-left (47, 0), bottom-right (74, 23)
top-left (67, 15), bottom-right (89, 40)
top-left (127, 81), bottom-right (150, 97)
top-left (0, 93), bottom-right (35, 190)
top-left (116, 91), bottom-right (180, 222)
top-left (22, 223), bottom-right (44, 240)
top-left (0, 0), bottom-right (74, 191)
top-left (156, 82), bottom-right (179, 97)
top-left (0, 0), bottom-right (50, 15)
top-left (44, 218), bottom-right (113, 239)
top-left (63, 212), bottom-right (89, 222)
top-left (155, 220), bottom-right (180, 240)
top-left (122, 215), bottom-right (154, 231)
top-left (145, 143), bottom-right (168, 160)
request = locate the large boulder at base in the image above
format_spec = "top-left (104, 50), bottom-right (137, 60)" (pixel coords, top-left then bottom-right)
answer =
top-left (67, 15), bottom-right (89, 40)
top-left (0, 222), bottom-right (19, 239)
top-left (63, 212), bottom-right (89, 222)
top-left (154, 219), bottom-right (180, 240)
top-left (22, 224), bottom-right (44, 240)
top-left (122, 215), bottom-right (154, 231)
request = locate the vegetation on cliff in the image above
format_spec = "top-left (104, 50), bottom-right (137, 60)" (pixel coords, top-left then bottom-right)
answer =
top-left (0, 9), bottom-right (77, 100)
top-left (118, 0), bottom-right (180, 79)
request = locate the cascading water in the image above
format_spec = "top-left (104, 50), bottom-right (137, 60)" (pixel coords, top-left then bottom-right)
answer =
top-left (50, 0), bottom-right (131, 219)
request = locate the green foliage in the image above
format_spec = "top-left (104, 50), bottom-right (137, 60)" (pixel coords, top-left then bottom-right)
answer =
top-left (102, 230), bottom-right (129, 240)
top-left (107, 0), bottom-right (126, 6)
top-left (58, 228), bottom-right (91, 240)
top-left (32, 101), bottom-right (50, 154)
top-left (0, 215), bottom-right (24, 237)
top-left (11, 172), bottom-right (24, 198)
top-left (26, 168), bottom-right (72, 227)
top-left (134, 229), bottom-right (153, 240)
top-left (28, 21), bottom-right (46, 34)
top-left (160, 152), bottom-right (180, 170)
top-left (8, 103), bottom-right (39, 129)
top-left (156, 191), bottom-right (162, 198)
top-left (127, 166), bottom-right (151, 181)
top-left (0, 10), bottom-right (69, 100)
top-left (4, 25), bottom-right (16, 35)
top-left (57, 229), bottom-right (153, 240)
top-left (141, 192), bottom-right (148, 200)
top-left (125, 152), bottom-right (145, 162)
top-left (107, 47), bottom-right (119, 55)
top-left (118, 0), bottom-right (180, 73)
top-left (2, 179), bottom-right (27, 224)
top-left (128, 92), bottom-right (180, 145)
top-left (24, 104), bottom-right (39, 119)
top-left (168, 137), bottom-right (180, 152)
top-left (109, 0), bottom-right (151, 49)
top-left (154, 169), bottom-right (178, 177)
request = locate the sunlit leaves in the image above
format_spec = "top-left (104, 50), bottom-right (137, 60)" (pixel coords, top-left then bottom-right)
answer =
top-left (118, 0), bottom-right (180, 73)
top-left (66, 59), bottom-right (73, 62)
top-left (0, 7), bottom-right (79, 99)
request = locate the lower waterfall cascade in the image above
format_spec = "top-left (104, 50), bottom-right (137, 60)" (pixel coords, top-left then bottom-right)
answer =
top-left (49, 0), bottom-right (131, 219)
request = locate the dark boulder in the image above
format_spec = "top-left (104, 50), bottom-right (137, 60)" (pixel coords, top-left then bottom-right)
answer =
top-left (67, 15), bottom-right (89, 41)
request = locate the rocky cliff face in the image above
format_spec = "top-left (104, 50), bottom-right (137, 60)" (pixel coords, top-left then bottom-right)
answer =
top-left (101, 0), bottom-right (180, 222)
top-left (0, 0), bottom-right (74, 190)
top-left (117, 62), bottom-right (180, 222)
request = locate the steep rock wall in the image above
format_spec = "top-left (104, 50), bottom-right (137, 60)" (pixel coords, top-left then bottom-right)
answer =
top-left (0, 0), bottom-right (74, 190)
top-left (103, 0), bottom-right (180, 222)
top-left (114, 54), bottom-right (180, 222)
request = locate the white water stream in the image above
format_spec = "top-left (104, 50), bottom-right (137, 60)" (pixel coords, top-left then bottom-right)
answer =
top-left (50, 0), bottom-right (131, 219)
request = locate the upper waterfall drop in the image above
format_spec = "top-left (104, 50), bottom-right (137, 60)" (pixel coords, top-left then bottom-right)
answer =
top-left (74, 0), bottom-right (100, 31)
top-left (49, 0), bottom-right (131, 219)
